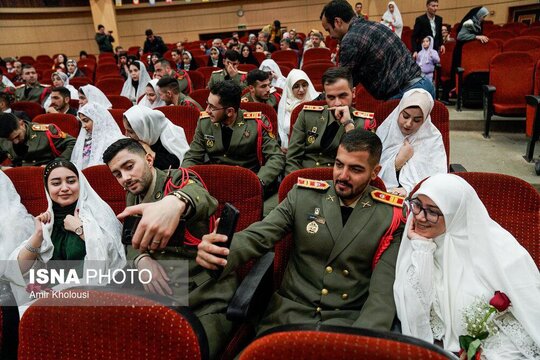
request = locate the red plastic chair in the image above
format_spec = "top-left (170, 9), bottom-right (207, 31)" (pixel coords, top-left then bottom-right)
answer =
top-left (95, 63), bottom-right (120, 80)
top-left (18, 56), bottom-right (35, 65)
top-left (69, 77), bottom-right (93, 89)
top-left (194, 55), bottom-right (209, 68)
top-left (278, 64), bottom-right (292, 77)
top-left (96, 78), bottom-right (125, 96)
top-left (33, 113), bottom-right (80, 138)
top-left (155, 105), bottom-right (200, 143)
top-left (107, 95), bottom-right (133, 109)
top-left (301, 63), bottom-right (335, 88)
top-left (354, 85), bottom-right (384, 113)
top-left (301, 48), bottom-right (331, 66)
top-left (83, 165), bottom-right (126, 215)
top-left (189, 89), bottom-right (210, 109)
top-left (189, 70), bottom-right (206, 90)
top-left (35, 55), bottom-right (52, 64)
top-left (108, 108), bottom-right (126, 134)
top-left (434, 41), bottom-right (456, 100)
top-left (271, 50), bottom-right (299, 68)
top-left (239, 102), bottom-right (278, 135)
top-left (253, 52), bottom-right (267, 65)
top-left (455, 172), bottom-right (540, 266)
top-left (4, 167), bottom-right (47, 216)
top-left (11, 101), bottom-right (45, 120)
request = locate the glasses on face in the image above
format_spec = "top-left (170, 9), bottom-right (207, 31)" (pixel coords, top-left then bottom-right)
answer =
top-left (408, 198), bottom-right (442, 224)
top-left (205, 101), bottom-right (226, 113)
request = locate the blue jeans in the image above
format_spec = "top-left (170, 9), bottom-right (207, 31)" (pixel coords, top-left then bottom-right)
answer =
top-left (389, 76), bottom-right (436, 100)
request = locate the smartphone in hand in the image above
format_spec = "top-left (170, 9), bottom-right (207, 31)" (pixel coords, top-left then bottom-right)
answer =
top-left (210, 203), bottom-right (240, 279)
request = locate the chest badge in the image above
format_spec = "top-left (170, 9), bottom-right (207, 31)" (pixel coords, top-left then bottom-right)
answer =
top-left (362, 201), bottom-right (371, 208)
top-left (243, 130), bottom-right (250, 138)
top-left (204, 134), bottom-right (215, 148)
top-left (306, 221), bottom-right (319, 234)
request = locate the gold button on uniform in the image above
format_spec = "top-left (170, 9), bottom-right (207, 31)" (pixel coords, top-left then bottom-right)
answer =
top-left (174, 282), bottom-right (181, 288)
top-left (342, 269), bottom-right (349, 276)
top-left (341, 293), bottom-right (349, 300)
top-left (315, 162), bottom-right (320, 166)
top-left (316, 307), bottom-right (322, 313)
top-left (325, 266), bottom-right (333, 273)
top-left (321, 288), bottom-right (329, 296)
top-left (168, 266), bottom-right (174, 271)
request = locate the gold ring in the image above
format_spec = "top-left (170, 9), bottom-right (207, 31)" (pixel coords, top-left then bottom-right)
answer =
top-left (152, 240), bottom-right (161, 244)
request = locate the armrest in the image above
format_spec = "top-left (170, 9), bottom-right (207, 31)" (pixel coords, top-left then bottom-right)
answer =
top-left (435, 64), bottom-right (442, 100)
top-left (226, 252), bottom-right (275, 322)
top-left (524, 95), bottom-right (540, 162)
top-left (483, 85), bottom-right (496, 95)
top-left (456, 67), bottom-right (464, 111)
top-left (526, 94), bottom-right (540, 107)
top-left (449, 163), bottom-right (467, 172)
top-left (456, 67), bottom-right (464, 74)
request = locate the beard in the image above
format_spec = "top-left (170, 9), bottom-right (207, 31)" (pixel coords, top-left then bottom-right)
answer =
top-left (125, 166), bottom-right (153, 196)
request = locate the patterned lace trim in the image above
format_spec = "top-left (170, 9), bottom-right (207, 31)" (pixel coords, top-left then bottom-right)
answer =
top-left (483, 313), bottom-right (540, 359)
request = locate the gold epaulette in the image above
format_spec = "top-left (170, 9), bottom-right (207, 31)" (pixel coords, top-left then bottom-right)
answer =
top-left (240, 97), bottom-right (249, 103)
top-left (31, 124), bottom-right (50, 131)
top-left (41, 84), bottom-right (51, 88)
top-left (353, 111), bottom-right (374, 119)
top-left (15, 84), bottom-right (25, 89)
top-left (297, 177), bottom-right (330, 190)
top-left (199, 111), bottom-right (210, 119)
top-left (238, 70), bottom-right (247, 74)
top-left (243, 111), bottom-right (262, 119)
top-left (371, 190), bottom-right (404, 208)
top-left (212, 69), bottom-right (223, 73)
top-left (303, 105), bottom-right (325, 111)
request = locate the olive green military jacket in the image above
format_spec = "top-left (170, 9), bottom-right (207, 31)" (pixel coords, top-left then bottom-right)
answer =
top-left (222, 182), bottom-right (403, 335)
top-left (241, 91), bottom-right (281, 111)
top-left (286, 105), bottom-right (375, 175)
top-left (177, 92), bottom-right (203, 111)
top-left (182, 109), bottom-right (285, 187)
top-left (126, 168), bottom-right (238, 358)
top-left (0, 121), bottom-right (75, 166)
top-left (15, 84), bottom-right (50, 104)
top-left (207, 69), bottom-right (247, 89)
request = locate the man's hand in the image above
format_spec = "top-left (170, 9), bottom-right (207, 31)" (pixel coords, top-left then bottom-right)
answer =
top-left (46, 107), bottom-right (59, 114)
top-left (226, 61), bottom-right (238, 78)
top-left (137, 256), bottom-right (173, 296)
top-left (117, 196), bottom-right (186, 251)
top-left (196, 219), bottom-right (229, 270)
top-left (328, 106), bottom-right (351, 125)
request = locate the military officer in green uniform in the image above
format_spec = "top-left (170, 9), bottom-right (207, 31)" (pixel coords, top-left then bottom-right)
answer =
top-left (0, 113), bottom-right (75, 167)
top-left (157, 76), bottom-right (203, 110)
top-left (197, 129), bottom-right (404, 335)
top-left (286, 67), bottom-right (376, 175)
top-left (207, 50), bottom-right (247, 90)
top-left (153, 59), bottom-right (192, 95)
top-left (241, 69), bottom-right (281, 111)
top-left (14, 65), bottom-right (51, 104)
top-left (103, 138), bottom-right (237, 359)
top-left (182, 80), bottom-right (284, 196)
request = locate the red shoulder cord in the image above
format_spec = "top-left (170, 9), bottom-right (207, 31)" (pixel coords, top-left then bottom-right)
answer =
top-left (273, 91), bottom-right (282, 104)
top-left (45, 124), bottom-right (63, 157)
top-left (364, 117), bottom-right (377, 131)
top-left (371, 206), bottom-right (405, 270)
top-left (252, 116), bottom-right (274, 166)
top-left (163, 168), bottom-right (216, 247)
top-left (39, 87), bottom-right (51, 103)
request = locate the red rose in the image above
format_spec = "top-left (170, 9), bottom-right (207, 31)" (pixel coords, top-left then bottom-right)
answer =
top-left (489, 291), bottom-right (511, 312)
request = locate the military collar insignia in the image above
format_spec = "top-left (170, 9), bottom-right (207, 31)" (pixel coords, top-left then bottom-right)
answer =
top-left (371, 190), bottom-right (404, 207)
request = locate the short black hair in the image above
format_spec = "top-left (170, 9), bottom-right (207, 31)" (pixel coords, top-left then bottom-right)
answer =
top-left (0, 92), bottom-right (13, 107)
top-left (340, 129), bottom-right (382, 166)
top-left (224, 49), bottom-right (240, 62)
top-left (426, 0), bottom-right (438, 5)
top-left (145, 29), bottom-right (153, 36)
top-left (103, 138), bottom-right (146, 165)
top-left (22, 64), bottom-right (35, 72)
top-left (322, 67), bottom-right (353, 89)
top-left (97, 24), bottom-right (105, 30)
top-left (159, 59), bottom-right (171, 68)
top-left (79, 50), bottom-right (88, 57)
top-left (0, 113), bottom-right (20, 139)
top-left (280, 38), bottom-right (291, 46)
top-left (355, 2), bottom-right (362, 6)
top-left (320, 0), bottom-right (356, 26)
top-left (51, 86), bottom-right (71, 99)
top-left (210, 80), bottom-right (241, 111)
top-left (247, 69), bottom-right (270, 86)
top-left (156, 76), bottom-right (179, 94)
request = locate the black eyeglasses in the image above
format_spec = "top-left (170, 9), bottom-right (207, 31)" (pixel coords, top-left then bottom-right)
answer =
top-left (205, 101), bottom-right (226, 112)
top-left (408, 198), bottom-right (443, 224)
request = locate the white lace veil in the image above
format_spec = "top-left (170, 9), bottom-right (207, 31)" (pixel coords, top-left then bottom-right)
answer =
top-left (121, 60), bottom-right (151, 104)
top-left (394, 174), bottom-right (540, 352)
top-left (71, 103), bottom-right (125, 169)
top-left (79, 84), bottom-right (112, 109)
top-left (277, 69), bottom-right (319, 148)
top-left (123, 105), bottom-right (189, 164)
top-left (138, 79), bottom-right (166, 109)
top-left (382, 1), bottom-right (403, 38)
top-left (259, 59), bottom-right (287, 89)
top-left (376, 88), bottom-right (446, 194)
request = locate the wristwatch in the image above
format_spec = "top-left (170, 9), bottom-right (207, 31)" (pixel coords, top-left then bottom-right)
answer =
top-left (75, 226), bottom-right (84, 236)
top-left (343, 119), bottom-right (355, 128)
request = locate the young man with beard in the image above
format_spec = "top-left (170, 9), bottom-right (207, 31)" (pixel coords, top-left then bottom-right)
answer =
top-left (241, 69), bottom-right (281, 111)
top-left (103, 138), bottom-right (237, 359)
top-left (197, 129), bottom-right (404, 335)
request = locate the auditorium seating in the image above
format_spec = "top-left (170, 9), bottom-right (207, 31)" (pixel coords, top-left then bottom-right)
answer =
top-left (5, 166), bottom-right (47, 216)
top-left (197, 66), bottom-right (221, 85)
top-left (239, 102), bottom-right (278, 135)
top-left (435, 40), bottom-right (456, 101)
top-left (188, 70), bottom-right (206, 90)
top-left (289, 100), bottom-right (327, 139)
top-left (189, 88), bottom-right (210, 109)
top-left (271, 50), bottom-right (299, 68)
top-left (83, 165), bottom-right (126, 215)
top-left (107, 95), bottom-right (133, 109)
top-left (238, 64), bottom-right (257, 73)
top-left (96, 78), bottom-right (125, 96)
top-left (11, 101), bottom-right (45, 120)
top-left (487, 30), bottom-right (515, 42)
top-left (301, 48), bottom-right (331, 66)
top-left (108, 108), bottom-right (126, 134)
top-left (483, 52), bottom-right (535, 137)
top-left (69, 76), bottom-right (93, 89)
top-left (239, 325), bottom-right (458, 360)
top-left (33, 113), bottom-right (81, 138)
top-left (155, 105), bottom-right (200, 143)
top-left (302, 63), bottom-right (335, 89)
top-left (354, 85), bottom-right (384, 113)
top-left (503, 36), bottom-right (540, 52)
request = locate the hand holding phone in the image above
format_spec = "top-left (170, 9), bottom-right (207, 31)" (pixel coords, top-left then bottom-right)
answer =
top-left (209, 203), bottom-right (240, 279)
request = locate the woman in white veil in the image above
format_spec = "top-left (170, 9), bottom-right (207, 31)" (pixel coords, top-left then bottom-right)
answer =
top-left (123, 105), bottom-right (189, 169)
top-left (78, 84), bottom-right (112, 109)
top-left (71, 103), bottom-right (124, 170)
top-left (43, 71), bottom-right (79, 109)
top-left (259, 59), bottom-right (287, 89)
top-left (376, 88), bottom-right (446, 196)
top-left (277, 69), bottom-right (319, 149)
top-left (381, 1), bottom-right (403, 39)
top-left (121, 60), bottom-right (151, 104)
top-left (138, 79), bottom-right (166, 109)
top-left (394, 173), bottom-right (540, 359)
top-left (4, 160), bottom-right (126, 305)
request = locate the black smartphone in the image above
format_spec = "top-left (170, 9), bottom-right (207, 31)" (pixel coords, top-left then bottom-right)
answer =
top-left (210, 203), bottom-right (240, 279)
top-left (122, 215), bottom-right (186, 247)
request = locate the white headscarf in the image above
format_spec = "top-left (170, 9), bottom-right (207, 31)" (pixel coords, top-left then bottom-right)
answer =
top-left (376, 89), bottom-right (447, 194)
top-left (277, 69), bottom-right (319, 148)
top-left (5, 163), bottom-right (126, 304)
top-left (0, 172), bottom-right (34, 277)
top-left (71, 103), bottom-right (125, 170)
top-left (66, 59), bottom-right (79, 80)
top-left (138, 79), bottom-right (166, 109)
top-left (394, 174), bottom-right (540, 353)
top-left (79, 84), bottom-right (112, 109)
top-left (121, 60), bottom-right (151, 104)
top-left (123, 105), bottom-right (189, 164)
top-left (259, 59), bottom-right (287, 89)
top-left (43, 71), bottom-right (80, 109)
top-left (382, 1), bottom-right (403, 38)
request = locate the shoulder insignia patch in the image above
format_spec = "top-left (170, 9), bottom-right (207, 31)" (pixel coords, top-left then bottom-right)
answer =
top-left (297, 177), bottom-right (330, 191)
top-left (303, 105), bottom-right (325, 111)
top-left (199, 111), bottom-right (210, 119)
top-left (243, 111), bottom-right (262, 119)
top-left (32, 124), bottom-right (49, 131)
top-left (353, 111), bottom-right (374, 119)
top-left (371, 190), bottom-right (404, 208)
